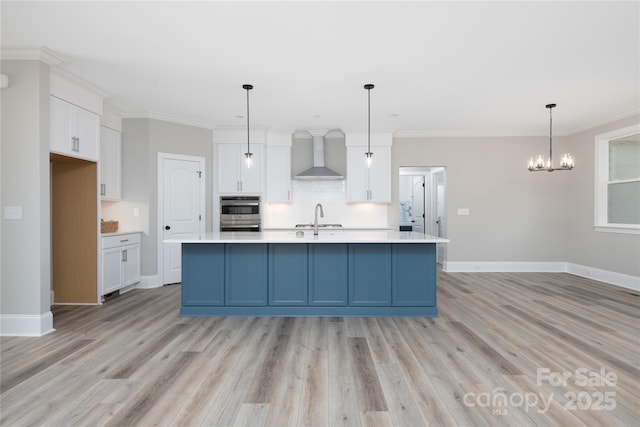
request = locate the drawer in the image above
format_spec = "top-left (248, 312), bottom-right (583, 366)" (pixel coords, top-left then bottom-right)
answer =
top-left (102, 233), bottom-right (141, 250)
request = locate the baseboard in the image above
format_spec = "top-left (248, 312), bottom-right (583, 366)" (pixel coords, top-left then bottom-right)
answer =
top-left (443, 261), bottom-right (639, 291)
top-left (566, 263), bottom-right (640, 291)
top-left (135, 275), bottom-right (162, 289)
top-left (444, 261), bottom-right (566, 273)
top-left (0, 311), bottom-right (55, 337)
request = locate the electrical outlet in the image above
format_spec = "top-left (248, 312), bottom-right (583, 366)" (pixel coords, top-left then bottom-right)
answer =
top-left (457, 208), bottom-right (470, 216)
top-left (133, 208), bottom-right (140, 217)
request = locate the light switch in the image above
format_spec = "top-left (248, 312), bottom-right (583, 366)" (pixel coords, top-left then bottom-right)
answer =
top-left (457, 208), bottom-right (470, 216)
top-left (133, 208), bottom-right (140, 217)
top-left (4, 206), bottom-right (23, 220)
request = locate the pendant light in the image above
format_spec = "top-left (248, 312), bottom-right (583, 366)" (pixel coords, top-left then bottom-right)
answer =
top-left (243, 84), bottom-right (253, 168)
top-left (364, 84), bottom-right (374, 168)
top-left (528, 103), bottom-right (574, 172)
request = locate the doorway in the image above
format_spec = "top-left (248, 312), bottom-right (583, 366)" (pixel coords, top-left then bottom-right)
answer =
top-left (399, 166), bottom-right (447, 264)
top-left (158, 153), bottom-right (205, 285)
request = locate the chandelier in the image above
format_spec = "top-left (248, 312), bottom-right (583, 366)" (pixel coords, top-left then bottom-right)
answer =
top-left (528, 103), bottom-right (574, 172)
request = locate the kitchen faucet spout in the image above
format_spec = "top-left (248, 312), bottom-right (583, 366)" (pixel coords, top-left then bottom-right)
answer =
top-left (314, 203), bottom-right (324, 235)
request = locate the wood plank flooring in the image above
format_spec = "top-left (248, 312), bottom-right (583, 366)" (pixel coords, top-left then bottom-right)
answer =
top-left (1, 272), bottom-right (638, 426)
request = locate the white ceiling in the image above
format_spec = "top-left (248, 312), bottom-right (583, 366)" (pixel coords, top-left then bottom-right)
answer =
top-left (2, 1), bottom-right (639, 135)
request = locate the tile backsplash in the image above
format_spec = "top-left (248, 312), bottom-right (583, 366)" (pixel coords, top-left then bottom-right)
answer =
top-left (262, 180), bottom-right (389, 228)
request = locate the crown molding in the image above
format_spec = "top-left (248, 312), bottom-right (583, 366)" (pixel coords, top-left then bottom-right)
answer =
top-left (568, 108), bottom-right (640, 135)
top-left (0, 46), bottom-right (63, 65)
top-left (50, 66), bottom-right (111, 98)
top-left (122, 111), bottom-right (214, 130)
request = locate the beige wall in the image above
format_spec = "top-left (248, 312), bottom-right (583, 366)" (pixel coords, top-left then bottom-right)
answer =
top-left (0, 60), bottom-right (51, 320)
top-left (102, 118), bottom-right (213, 277)
top-left (566, 115), bottom-right (640, 277)
top-left (391, 135), bottom-right (571, 263)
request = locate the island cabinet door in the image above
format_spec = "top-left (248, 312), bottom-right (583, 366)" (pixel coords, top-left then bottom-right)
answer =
top-left (309, 244), bottom-right (348, 306)
top-left (182, 244), bottom-right (225, 306)
top-left (392, 244), bottom-right (436, 306)
top-left (348, 244), bottom-right (392, 306)
top-left (268, 244), bottom-right (307, 305)
top-left (225, 244), bottom-right (268, 306)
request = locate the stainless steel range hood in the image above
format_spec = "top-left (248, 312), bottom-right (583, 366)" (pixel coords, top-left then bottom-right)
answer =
top-left (295, 130), bottom-right (344, 180)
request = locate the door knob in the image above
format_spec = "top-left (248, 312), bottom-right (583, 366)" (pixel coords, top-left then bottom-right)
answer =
top-left (165, 225), bottom-right (171, 230)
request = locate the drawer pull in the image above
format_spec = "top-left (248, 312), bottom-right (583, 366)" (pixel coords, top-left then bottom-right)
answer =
top-left (120, 239), bottom-right (129, 243)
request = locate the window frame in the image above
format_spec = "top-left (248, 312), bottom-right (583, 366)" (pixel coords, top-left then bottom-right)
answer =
top-left (594, 123), bottom-right (640, 234)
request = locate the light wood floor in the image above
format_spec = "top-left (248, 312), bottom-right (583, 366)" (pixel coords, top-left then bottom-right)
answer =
top-left (1, 272), bottom-right (638, 426)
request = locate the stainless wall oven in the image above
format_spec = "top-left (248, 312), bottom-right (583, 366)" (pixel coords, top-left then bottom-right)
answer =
top-left (220, 196), bottom-right (261, 232)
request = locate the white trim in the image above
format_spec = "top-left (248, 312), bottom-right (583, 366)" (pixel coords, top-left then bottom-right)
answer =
top-left (569, 108), bottom-right (640, 135)
top-left (594, 225), bottom-right (640, 235)
top-left (0, 46), bottom-right (63, 65)
top-left (393, 130), bottom-right (553, 138)
top-left (0, 312), bottom-right (55, 337)
top-left (135, 275), bottom-right (163, 289)
top-left (594, 123), bottom-right (640, 233)
top-left (566, 263), bottom-right (640, 291)
top-left (444, 261), bottom-right (566, 273)
top-left (157, 153), bottom-right (206, 286)
top-left (443, 261), bottom-right (639, 291)
top-left (123, 111), bottom-right (213, 130)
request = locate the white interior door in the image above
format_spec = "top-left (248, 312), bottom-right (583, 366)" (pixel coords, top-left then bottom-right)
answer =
top-left (159, 154), bottom-right (205, 285)
top-left (412, 176), bottom-right (425, 233)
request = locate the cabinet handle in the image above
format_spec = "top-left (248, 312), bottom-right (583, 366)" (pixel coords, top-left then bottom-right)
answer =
top-left (100, 184), bottom-right (106, 196)
top-left (288, 190), bottom-right (291, 200)
top-left (72, 136), bottom-right (80, 152)
top-left (239, 181), bottom-right (243, 192)
top-left (120, 239), bottom-right (129, 243)
top-left (122, 249), bottom-right (127, 262)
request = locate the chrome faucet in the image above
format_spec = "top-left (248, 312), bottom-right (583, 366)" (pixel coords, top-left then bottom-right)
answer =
top-left (313, 203), bottom-right (324, 235)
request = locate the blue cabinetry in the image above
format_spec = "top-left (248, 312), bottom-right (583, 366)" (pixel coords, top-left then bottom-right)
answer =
top-left (182, 243), bottom-right (224, 306)
top-left (180, 242), bottom-right (438, 317)
top-left (225, 244), bottom-right (268, 306)
top-left (269, 244), bottom-right (308, 305)
top-left (309, 244), bottom-right (348, 306)
top-left (392, 243), bottom-right (436, 306)
top-left (349, 244), bottom-right (392, 306)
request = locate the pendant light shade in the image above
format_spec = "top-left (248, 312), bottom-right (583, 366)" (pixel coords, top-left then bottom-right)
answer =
top-left (243, 84), bottom-right (253, 168)
top-left (528, 103), bottom-right (574, 172)
top-left (364, 84), bottom-right (374, 168)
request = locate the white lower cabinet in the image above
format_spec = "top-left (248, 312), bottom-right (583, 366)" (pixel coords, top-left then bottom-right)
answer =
top-left (101, 232), bottom-right (141, 296)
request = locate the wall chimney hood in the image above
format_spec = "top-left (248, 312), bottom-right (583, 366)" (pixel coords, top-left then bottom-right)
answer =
top-left (295, 130), bottom-right (344, 180)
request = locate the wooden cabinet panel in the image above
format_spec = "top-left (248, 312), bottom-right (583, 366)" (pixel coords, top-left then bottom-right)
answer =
top-left (348, 244), bottom-right (392, 306)
top-left (269, 244), bottom-right (307, 305)
top-left (225, 244), bottom-right (268, 305)
top-left (182, 243), bottom-right (224, 306)
top-left (392, 243), bottom-right (436, 306)
top-left (309, 244), bottom-right (348, 306)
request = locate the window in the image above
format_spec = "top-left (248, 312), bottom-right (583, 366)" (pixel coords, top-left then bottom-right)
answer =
top-left (594, 124), bottom-right (640, 234)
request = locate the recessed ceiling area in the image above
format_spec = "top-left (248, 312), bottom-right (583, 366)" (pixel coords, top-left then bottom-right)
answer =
top-left (1, 1), bottom-right (638, 135)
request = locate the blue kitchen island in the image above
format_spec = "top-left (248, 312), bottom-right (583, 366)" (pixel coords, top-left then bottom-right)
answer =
top-left (173, 230), bottom-right (448, 317)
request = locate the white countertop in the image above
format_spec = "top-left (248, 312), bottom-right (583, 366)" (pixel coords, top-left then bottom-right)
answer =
top-left (101, 230), bottom-right (143, 237)
top-left (167, 230), bottom-right (449, 244)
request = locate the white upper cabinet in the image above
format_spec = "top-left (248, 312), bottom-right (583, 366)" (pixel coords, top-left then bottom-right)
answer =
top-left (100, 125), bottom-right (121, 200)
top-left (265, 131), bottom-right (293, 203)
top-left (214, 130), bottom-right (265, 195)
top-left (345, 133), bottom-right (393, 203)
top-left (50, 96), bottom-right (100, 161)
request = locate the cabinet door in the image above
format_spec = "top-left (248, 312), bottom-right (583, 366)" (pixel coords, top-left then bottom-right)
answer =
top-left (240, 144), bottom-right (264, 194)
top-left (102, 247), bottom-right (123, 294)
top-left (269, 244), bottom-right (307, 305)
top-left (346, 147), bottom-right (370, 202)
top-left (182, 243), bottom-right (225, 306)
top-left (217, 144), bottom-right (242, 193)
top-left (75, 107), bottom-right (100, 161)
top-left (265, 146), bottom-right (292, 202)
top-left (392, 244), bottom-right (436, 306)
top-left (100, 126), bottom-right (121, 200)
top-left (309, 244), bottom-right (348, 306)
top-left (225, 244), bottom-right (268, 305)
top-left (348, 244), bottom-right (391, 306)
top-left (368, 147), bottom-right (391, 203)
top-left (122, 245), bottom-right (141, 287)
top-left (50, 96), bottom-right (73, 154)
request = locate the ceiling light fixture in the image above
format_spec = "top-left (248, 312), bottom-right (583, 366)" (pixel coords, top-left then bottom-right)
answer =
top-left (528, 103), bottom-right (574, 172)
top-left (243, 84), bottom-right (253, 168)
top-left (364, 83), bottom-right (374, 168)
